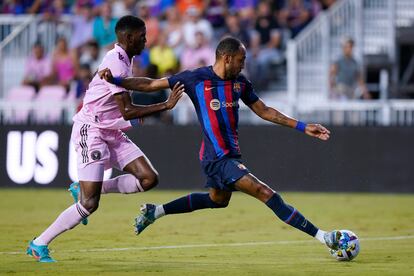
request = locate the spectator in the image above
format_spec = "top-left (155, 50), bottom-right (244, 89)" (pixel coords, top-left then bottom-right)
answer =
top-left (229, 0), bottom-right (257, 29)
top-left (245, 31), bottom-right (265, 90)
top-left (132, 48), bottom-right (151, 78)
top-left (308, 0), bottom-right (323, 18)
top-left (320, 0), bottom-right (336, 10)
top-left (42, 0), bottom-right (70, 20)
top-left (223, 11), bottom-right (250, 47)
top-left (181, 31), bottom-right (215, 70)
top-left (162, 6), bottom-right (185, 57)
top-left (92, 2), bottom-right (117, 49)
top-left (205, 0), bottom-right (227, 31)
top-left (132, 53), bottom-right (147, 78)
top-left (176, 0), bottom-right (204, 16)
top-left (149, 32), bottom-right (178, 77)
top-left (246, 28), bottom-right (283, 92)
top-left (255, 1), bottom-right (280, 46)
top-left (278, 0), bottom-right (311, 38)
top-left (74, 63), bottom-right (92, 112)
top-left (182, 5), bottom-right (213, 48)
top-left (142, 0), bottom-right (174, 17)
top-left (70, 2), bottom-right (94, 50)
top-left (330, 38), bottom-right (371, 100)
top-left (51, 36), bottom-right (77, 92)
top-left (136, 1), bottom-right (159, 49)
top-left (22, 41), bottom-right (52, 92)
top-left (229, 0), bottom-right (257, 12)
top-left (111, 0), bottom-right (135, 17)
top-left (79, 40), bottom-right (102, 73)
top-left (1, 0), bottom-right (37, 14)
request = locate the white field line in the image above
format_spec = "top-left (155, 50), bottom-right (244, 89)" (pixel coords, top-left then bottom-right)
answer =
top-left (2, 235), bottom-right (413, 255)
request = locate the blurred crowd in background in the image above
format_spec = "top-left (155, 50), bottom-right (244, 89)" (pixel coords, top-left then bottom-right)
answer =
top-left (1, 0), bottom-right (342, 116)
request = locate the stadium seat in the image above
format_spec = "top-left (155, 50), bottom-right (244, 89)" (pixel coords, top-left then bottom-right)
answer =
top-left (34, 85), bottom-right (67, 124)
top-left (4, 85), bottom-right (36, 124)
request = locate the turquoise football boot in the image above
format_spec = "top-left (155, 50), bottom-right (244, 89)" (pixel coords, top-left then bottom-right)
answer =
top-left (26, 240), bottom-right (56, 263)
top-left (134, 204), bottom-right (157, 235)
top-left (68, 182), bottom-right (88, 225)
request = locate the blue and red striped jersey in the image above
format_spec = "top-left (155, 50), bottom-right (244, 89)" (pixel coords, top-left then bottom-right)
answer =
top-left (168, 66), bottom-right (259, 161)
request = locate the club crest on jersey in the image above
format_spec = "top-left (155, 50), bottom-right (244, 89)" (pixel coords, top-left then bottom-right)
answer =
top-left (237, 163), bottom-right (247, 170)
top-left (91, 150), bottom-right (101, 161)
top-left (233, 82), bottom-right (241, 93)
top-left (210, 99), bottom-right (221, 111)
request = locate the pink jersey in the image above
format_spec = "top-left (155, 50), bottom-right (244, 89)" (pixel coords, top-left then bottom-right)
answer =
top-left (73, 44), bottom-right (133, 130)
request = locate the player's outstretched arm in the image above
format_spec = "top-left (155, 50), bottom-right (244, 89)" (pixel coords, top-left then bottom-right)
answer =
top-left (249, 99), bottom-right (331, 141)
top-left (114, 82), bottom-right (184, 120)
top-left (99, 68), bottom-right (169, 92)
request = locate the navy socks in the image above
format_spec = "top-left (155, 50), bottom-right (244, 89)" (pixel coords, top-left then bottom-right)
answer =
top-left (266, 193), bottom-right (318, 237)
top-left (163, 193), bottom-right (227, 215)
top-left (162, 191), bottom-right (318, 238)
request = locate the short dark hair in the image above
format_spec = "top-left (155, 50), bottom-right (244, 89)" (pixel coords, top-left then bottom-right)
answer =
top-left (115, 15), bottom-right (145, 35)
top-left (342, 37), bottom-right (354, 47)
top-left (33, 40), bottom-right (43, 48)
top-left (215, 37), bottom-right (243, 58)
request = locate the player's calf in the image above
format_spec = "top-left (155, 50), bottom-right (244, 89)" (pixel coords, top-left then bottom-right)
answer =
top-left (134, 193), bottom-right (230, 235)
top-left (123, 158), bottom-right (159, 191)
top-left (266, 193), bottom-right (319, 237)
top-left (68, 182), bottom-right (88, 225)
top-left (101, 175), bottom-right (146, 194)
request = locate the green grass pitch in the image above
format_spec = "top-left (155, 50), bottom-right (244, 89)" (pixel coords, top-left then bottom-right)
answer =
top-left (1, 189), bottom-right (413, 275)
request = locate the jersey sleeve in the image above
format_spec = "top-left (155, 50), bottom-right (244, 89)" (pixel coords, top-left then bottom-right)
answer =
top-left (168, 70), bottom-right (194, 96)
top-left (99, 54), bottom-right (130, 95)
top-left (240, 77), bottom-right (259, 105)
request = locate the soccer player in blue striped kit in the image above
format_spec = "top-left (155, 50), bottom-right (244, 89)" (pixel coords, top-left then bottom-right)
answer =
top-left (99, 37), bottom-right (341, 251)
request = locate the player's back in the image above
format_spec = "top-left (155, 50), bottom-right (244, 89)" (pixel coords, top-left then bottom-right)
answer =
top-left (73, 44), bottom-right (133, 130)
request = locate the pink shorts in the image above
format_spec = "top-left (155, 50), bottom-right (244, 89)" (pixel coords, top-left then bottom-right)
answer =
top-left (71, 122), bottom-right (144, 181)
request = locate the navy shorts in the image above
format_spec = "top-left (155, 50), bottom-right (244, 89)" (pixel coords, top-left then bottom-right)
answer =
top-left (201, 157), bottom-right (250, 191)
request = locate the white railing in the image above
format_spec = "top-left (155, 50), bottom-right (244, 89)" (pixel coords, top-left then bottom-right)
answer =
top-left (0, 15), bottom-right (72, 98)
top-left (362, 0), bottom-right (395, 57)
top-left (2, 99), bottom-right (414, 126)
top-left (0, 99), bottom-right (77, 124)
top-left (257, 99), bottom-right (414, 126)
top-left (288, 0), bottom-right (413, 103)
top-left (396, 0), bottom-right (414, 27)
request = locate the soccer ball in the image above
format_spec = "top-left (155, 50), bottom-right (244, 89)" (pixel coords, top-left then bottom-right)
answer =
top-left (329, 230), bottom-right (360, 261)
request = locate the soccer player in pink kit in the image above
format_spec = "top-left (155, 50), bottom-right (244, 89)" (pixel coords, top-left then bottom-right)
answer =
top-left (26, 16), bottom-right (184, 263)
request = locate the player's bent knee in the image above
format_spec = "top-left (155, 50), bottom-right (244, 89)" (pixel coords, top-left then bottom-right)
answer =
top-left (209, 198), bottom-right (229, 208)
top-left (209, 195), bottom-right (231, 208)
top-left (216, 200), bottom-right (230, 208)
top-left (139, 172), bottom-right (159, 191)
top-left (80, 198), bottom-right (99, 214)
top-left (257, 185), bottom-right (274, 202)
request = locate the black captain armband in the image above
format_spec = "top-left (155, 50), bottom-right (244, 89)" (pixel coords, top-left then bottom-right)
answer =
top-left (295, 121), bottom-right (307, 132)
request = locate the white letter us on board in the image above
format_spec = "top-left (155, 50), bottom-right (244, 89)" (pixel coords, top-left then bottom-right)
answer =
top-left (6, 130), bottom-right (59, 185)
